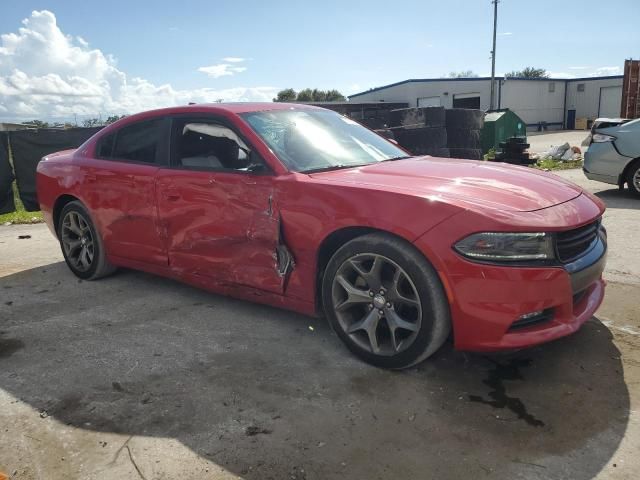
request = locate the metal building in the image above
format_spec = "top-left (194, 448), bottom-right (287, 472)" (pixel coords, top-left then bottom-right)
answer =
top-left (349, 75), bottom-right (624, 130)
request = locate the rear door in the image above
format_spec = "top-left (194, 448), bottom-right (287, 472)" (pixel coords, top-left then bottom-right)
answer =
top-left (81, 117), bottom-right (169, 266)
top-left (155, 114), bottom-right (288, 293)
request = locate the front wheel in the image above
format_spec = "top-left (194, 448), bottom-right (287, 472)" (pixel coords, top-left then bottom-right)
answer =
top-left (322, 233), bottom-right (451, 369)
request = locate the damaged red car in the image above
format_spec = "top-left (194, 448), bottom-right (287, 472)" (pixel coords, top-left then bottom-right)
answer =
top-left (36, 103), bottom-right (607, 368)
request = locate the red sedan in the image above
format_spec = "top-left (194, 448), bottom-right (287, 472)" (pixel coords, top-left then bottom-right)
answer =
top-left (36, 103), bottom-right (607, 369)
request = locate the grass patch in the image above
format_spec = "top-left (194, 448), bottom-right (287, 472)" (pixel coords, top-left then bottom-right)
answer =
top-left (533, 157), bottom-right (583, 171)
top-left (0, 181), bottom-right (43, 225)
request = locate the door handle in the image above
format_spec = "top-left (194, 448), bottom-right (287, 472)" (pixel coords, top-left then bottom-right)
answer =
top-left (164, 190), bottom-right (181, 201)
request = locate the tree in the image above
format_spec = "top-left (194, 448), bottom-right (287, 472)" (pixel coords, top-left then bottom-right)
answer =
top-left (83, 118), bottom-right (101, 127)
top-left (296, 88), bottom-right (314, 102)
top-left (448, 70), bottom-right (479, 78)
top-left (23, 120), bottom-right (49, 128)
top-left (273, 88), bottom-right (346, 102)
top-left (505, 67), bottom-right (548, 78)
top-left (324, 89), bottom-right (346, 101)
top-left (105, 114), bottom-right (126, 124)
top-left (274, 88), bottom-right (297, 102)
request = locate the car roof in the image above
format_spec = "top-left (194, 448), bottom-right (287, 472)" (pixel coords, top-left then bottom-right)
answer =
top-left (122, 102), bottom-right (325, 121)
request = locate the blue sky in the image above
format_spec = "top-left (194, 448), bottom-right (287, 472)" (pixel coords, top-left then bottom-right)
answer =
top-left (0, 0), bottom-right (638, 120)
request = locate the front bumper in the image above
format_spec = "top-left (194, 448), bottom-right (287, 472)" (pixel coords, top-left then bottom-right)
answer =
top-left (414, 208), bottom-right (607, 352)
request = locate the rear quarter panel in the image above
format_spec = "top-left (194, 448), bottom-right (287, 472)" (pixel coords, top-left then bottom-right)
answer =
top-left (36, 151), bottom-right (84, 237)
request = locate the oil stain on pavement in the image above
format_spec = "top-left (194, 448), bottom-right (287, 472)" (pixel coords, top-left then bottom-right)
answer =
top-left (469, 357), bottom-right (545, 427)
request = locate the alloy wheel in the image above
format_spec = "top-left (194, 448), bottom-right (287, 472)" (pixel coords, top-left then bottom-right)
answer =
top-left (61, 211), bottom-right (95, 272)
top-left (633, 167), bottom-right (640, 191)
top-left (331, 253), bottom-right (423, 356)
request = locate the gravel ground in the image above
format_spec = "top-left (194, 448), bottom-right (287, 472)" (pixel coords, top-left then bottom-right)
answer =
top-left (527, 130), bottom-right (591, 154)
top-left (0, 170), bottom-right (639, 480)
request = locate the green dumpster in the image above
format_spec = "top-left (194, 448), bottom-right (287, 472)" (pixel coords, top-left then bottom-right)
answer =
top-left (480, 109), bottom-right (526, 153)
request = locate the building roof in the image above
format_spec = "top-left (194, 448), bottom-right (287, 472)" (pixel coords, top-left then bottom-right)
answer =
top-left (349, 75), bottom-right (624, 99)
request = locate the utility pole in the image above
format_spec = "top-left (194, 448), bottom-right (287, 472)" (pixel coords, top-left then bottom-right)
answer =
top-left (489, 0), bottom-right (499, 110)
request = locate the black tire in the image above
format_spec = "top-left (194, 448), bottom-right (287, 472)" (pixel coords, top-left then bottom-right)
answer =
top-left (394, 127), bottom-right (447, 153)
top-left (449, 148), bottom-right (483, 160)
top-left (626, 160), bottom-right (640, 197)
top-left (446, 128), bottom-right (481, 149)
top-left (389, 107), bottom-right (446, 129)
top-left (58, 201), bottom-right (116, 280)
top-left (322, 233), bottom-right (451, 369)
top-left (445, 109), bottom-right (484, 130)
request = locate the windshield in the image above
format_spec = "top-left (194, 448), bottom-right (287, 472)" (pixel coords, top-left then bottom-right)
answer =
top-left (240, 109), bottom-right (409, 172)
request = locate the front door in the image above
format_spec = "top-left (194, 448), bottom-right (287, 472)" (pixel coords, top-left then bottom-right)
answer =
top-left (155, 115), bottom-right (286, 294)
top-left (567, 109), bottom-right (576, 130)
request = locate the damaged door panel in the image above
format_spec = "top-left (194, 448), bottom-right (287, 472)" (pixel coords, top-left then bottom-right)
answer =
top-left (155, 168), bottom-right (292, 295)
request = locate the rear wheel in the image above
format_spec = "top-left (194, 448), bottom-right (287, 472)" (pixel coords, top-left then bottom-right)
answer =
top-left (626, 161), bottom-right (640, 197)
top-left (58, 201), bottom-right (116, 280)
top-left (322, 233), bottom-right (451, 369)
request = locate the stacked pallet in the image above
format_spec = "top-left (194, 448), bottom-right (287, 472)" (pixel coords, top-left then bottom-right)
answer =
top-left (386, 107), bottom-right (484, 159)
top-left (445, 109), bottom-right (484, 160)
top-left (495, 137), bottom-right (533, 165)
top-left (388, 107), bottom-right (449, 157)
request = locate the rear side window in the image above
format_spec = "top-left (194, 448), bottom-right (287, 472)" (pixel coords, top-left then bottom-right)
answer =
top-left (97, 133), bottom-right (115, 158)
top-left (111, 119), bottom-right (165, 164)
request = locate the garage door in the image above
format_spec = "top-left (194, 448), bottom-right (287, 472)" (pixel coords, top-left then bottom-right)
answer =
top-left (453, 93), bottom-right (481, 109)
top-left (599, 86), bottom-right (622, 118)
top-left (417, 96), bottom-right (441, 107)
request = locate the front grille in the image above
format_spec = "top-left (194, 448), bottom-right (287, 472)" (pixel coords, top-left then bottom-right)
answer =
top-left (556, 220), bottom-right (600, 263)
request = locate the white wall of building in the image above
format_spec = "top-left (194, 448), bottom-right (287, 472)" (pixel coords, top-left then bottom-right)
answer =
top-left (349, 76), bottom-right (624, 130)
top-left (499, 79), bottom-right (566, 128)
top-left (565, 77), bottom-right (623, 120)
top-left (350, 79), bottom-right (497, 110)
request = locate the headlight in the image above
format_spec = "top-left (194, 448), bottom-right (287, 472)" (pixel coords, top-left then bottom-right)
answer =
top-left (454, 232), bottom-right (555, 262)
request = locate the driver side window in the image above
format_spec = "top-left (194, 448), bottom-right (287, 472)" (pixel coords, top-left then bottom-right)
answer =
top-left (171, 119), bottom-right (265, 173)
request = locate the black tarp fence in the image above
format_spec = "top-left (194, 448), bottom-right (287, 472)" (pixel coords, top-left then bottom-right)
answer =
top-left (1, 127), bottom-right (102, 212)
top-left (0, 132), bottom-right (15, 214)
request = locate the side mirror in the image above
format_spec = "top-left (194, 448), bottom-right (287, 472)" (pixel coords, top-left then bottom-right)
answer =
top-left (245, 150), bottom-right (269, 174)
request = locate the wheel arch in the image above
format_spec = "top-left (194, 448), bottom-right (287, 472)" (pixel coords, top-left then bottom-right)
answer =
top-left (620, 156), bottom-right (640, 187)
top-left (52, 194), bottom-right (81, 237)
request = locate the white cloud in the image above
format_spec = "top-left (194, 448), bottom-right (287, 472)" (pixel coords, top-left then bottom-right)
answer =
top-left (498, 32), bottom-right (513, 36)
top-left (197, 63), bottom-right (247, 78)
top-left (222, 57), bottom-right (245, 63)
top-left (591, 66), bottom-right (621, 76)
top-left (569, 66), bottom-right (590, 70)
top-left (548, 71), bottom-right (575, 78)
top-left (0, 11), bottom-right (275, 121)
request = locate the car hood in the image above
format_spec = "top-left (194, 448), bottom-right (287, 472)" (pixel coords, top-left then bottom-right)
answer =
top-left (309, 157), bottom-right (583, 212)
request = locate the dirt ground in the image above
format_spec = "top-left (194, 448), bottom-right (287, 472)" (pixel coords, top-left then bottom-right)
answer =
top-left (1, 169), bottom-right (639, 480)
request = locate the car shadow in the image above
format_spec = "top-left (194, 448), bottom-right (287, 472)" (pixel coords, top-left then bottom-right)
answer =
top-left (595, 188), bottom-right (640, 210)
top-left (0, 262), bottom-right (630, 479)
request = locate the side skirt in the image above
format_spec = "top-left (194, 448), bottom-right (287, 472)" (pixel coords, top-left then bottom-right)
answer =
top-left (108, 255), bottom-right (317, 317)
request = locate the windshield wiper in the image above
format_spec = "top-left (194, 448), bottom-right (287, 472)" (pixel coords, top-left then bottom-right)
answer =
top-left (381, 155), bottom-right (412, 162)
top-left (303, 163), bottom-right (372, 174)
